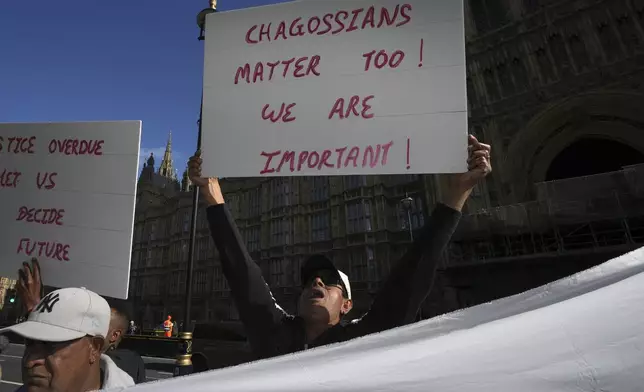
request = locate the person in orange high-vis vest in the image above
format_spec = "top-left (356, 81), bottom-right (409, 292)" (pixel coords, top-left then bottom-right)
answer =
top-left (163, 315), bottom-right (173, 338)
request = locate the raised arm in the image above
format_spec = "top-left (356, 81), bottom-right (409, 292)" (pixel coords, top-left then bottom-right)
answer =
top-left (188, 154), bottom-right (288, 351)
top-left (16, 258), bottom-right (43, 317)
top-left (346, 135), bottom-right (492, 336)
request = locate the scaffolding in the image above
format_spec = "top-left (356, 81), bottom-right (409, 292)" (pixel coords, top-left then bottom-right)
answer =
top-left (448, 164), bottom-right (644, 265)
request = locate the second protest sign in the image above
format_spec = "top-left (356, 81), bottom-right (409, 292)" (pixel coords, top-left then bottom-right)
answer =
top-left (0, 121), bottom-right (140, 299)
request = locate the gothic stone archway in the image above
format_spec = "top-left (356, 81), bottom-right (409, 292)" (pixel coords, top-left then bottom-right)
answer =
top-left (545, 137), bottom-right (644, 181)
top-left (504, 91), bottom-right (644, 202)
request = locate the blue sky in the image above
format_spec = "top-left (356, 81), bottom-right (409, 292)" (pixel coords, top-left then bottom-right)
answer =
top-left (0, 0), bottom-right (290, 175)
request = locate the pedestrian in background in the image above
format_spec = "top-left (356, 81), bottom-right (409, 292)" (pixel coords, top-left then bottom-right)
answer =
top-left (163, 316), bottom-right (173, 338)
top-left (127, 321), bottom-right (138, 335)
top-left (188, 135), bottom-right (492, 360)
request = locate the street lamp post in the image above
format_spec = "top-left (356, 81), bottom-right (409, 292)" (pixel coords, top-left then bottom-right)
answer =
top-left (401, 193), bottom-right (414, 241)
top-left (174, 0), bottom-right (217, 378)
top-left (401, 193), bottom-right (424, 321)
top-left (182, 0), bottom-right (217, 334)
top-left (197, 0), bottom-right (217, 41)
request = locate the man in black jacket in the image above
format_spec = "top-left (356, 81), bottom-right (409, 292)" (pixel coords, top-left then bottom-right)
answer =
top-left (188, 135), bottom-right (492, 360)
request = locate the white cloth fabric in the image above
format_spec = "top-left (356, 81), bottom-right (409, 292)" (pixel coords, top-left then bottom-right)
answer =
top-left (115, 246), bottom-right (644, 392)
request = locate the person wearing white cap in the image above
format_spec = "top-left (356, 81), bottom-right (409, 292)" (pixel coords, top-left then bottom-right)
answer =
top-left (15, 259), bottom-right (146, 384)
top-left (188, 134), bottom-right (492, 360)
top-left (0, 287), bottom-right (134, 392)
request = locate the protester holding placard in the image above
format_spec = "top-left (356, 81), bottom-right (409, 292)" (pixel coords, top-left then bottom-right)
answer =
top-left (188, 135), bottom-right (492, 359)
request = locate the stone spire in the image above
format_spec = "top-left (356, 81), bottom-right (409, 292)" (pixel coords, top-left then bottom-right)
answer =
top-left (181, 165), bottom-right (193, 192)
top-left (158, 131), bottom-right (176, 180)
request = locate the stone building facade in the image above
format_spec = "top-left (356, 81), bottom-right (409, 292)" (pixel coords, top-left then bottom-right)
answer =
top-left (464, 0), bottom-right (644, 204)
top-left (439, 0), bottom-right (644, 310)
top-left (129, 0), bottom-right (644, 326)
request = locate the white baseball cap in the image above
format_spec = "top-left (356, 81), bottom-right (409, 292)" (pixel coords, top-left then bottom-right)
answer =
top-left (0, 287), bottom-right (110, 342)
top-left (336, 270), bottom-right (352, 300)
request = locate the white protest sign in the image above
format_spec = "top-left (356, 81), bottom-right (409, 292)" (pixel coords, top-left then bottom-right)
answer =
top-left (117, 247), bottom-right (644, 392)
top-left (202, 0), bottom-right (468, 177)
top-left (0, 122), bottom-right (141, 299)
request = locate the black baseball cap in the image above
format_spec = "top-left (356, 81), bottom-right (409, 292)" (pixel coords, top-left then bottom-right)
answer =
top-left (301, 255), bottom-right (352, 299)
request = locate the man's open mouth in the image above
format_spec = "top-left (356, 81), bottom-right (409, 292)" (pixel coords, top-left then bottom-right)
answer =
top-left (309, 288), bottom-right (325, 299)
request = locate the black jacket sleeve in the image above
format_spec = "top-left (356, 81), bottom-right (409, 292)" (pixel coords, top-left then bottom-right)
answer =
top-left (343, 203), bottom-right (461, 338)
top-left (206, 204), bottom-right (289, 349)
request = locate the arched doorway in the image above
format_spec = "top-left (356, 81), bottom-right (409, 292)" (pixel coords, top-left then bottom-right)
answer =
top-left (504, 92), bottom-right (644, 202)
top-left (546, 138), bottom-right (644, 181)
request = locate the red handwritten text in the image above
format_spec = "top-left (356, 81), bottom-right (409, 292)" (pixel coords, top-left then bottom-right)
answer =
top-left (245, 4), bottom-right (412, 44)
top-left (260, 141), bottom-right (394, 174)
top-left (0, 136), bottom-right (36, 154)
top-left (363, 49), bottom-right (405, 71)
top-left (17, 238), bottom-right (70, 262)
top-left (235, 55), bottom-right (321, 85)
top-left (262, 103), bottom-right (297, 123)
top-left (329, 95), bottom-right (375, 120)
top-left (0, 169), bottom-right (22, 188)
top-left (36, 172), bottom-right (57, 190)
top-left (16, 206), bottom-right (65, 226)
top-left (48, 139), bottom-right (104, 156)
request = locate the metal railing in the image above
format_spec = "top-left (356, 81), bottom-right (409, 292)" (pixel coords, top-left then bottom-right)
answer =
top-left (449, 165), bottom-right (644, 265)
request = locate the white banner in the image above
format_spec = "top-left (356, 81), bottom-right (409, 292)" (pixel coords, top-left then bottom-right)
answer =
top-left (0, 121), bottom-right (141, 299)
top-left (201, 0), bottom-right (468, 177)
top-left (119, 246), bottom-right (644, 391)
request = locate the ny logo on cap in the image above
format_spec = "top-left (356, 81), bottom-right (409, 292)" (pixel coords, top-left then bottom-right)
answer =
top-left (34, 293), bottom-right (60, 314)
